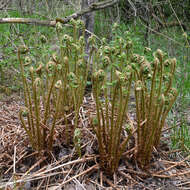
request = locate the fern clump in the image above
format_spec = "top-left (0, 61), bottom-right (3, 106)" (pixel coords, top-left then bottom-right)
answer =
top-left (90, 32), bottom-right (135, 174)
top-left (132, 49), bottom-right (178, 167)
top-left (18, 21), bottom-right (178, 173)
top-left (18, 19), bottom-right (89, 152)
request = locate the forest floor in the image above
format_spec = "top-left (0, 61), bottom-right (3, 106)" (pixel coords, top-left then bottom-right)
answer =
top-left (0, 91), bottom-right (190, 190)
top-left (0, 1), bottom-right (190, 188)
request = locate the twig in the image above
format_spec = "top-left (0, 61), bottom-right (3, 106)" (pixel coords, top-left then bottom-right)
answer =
top-left (122, 147), bottom-right (136, 156)
top-left (103, 175), bottom-right (120, 190)
top-left (100, 171), bottom-right (103, 186)
top-left (152, 169), bottom-right (190, 178)
top-left (0, 0), bottom-right (119, 27)
top-left (5, 151), bottom-right (28, 174)
top-left (176, 181), bottom-right (190, 187)
top-left (36, 178), bottom-right (45, 190)
top-left (155, 154), bottom-right (190, 175)
top-left (118, 171), bottom-right (137, 183)
top-left (125, 169), bottom-right (149, 178)
top-left (86, 179), bottom-right (105, 189)
top-left (13, 146), bottom-right (16, 174)
top-left (58, 164), bottom-right (99, 188)
top-left (22, 157), bottom-right (47, 177)
top-left (32, 156), bottom-right (96, 177)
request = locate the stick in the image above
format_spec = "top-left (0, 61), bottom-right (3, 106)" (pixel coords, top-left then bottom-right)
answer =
top-left (0, 0), bottom-right (119, 27)
top-left (59, 164), bottom-right (99, 187)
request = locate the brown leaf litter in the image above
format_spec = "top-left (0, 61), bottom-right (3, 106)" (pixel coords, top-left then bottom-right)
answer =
top-left (0, 94), bottom-right (190, 189)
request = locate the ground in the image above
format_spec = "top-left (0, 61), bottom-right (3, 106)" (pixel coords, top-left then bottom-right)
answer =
top-left (0, 93), bottom-right (190, 190)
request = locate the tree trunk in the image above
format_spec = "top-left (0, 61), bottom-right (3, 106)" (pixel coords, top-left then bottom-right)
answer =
top-left (81, 0), bottom-right (97, 72)
top-left (81, 0), bottom-right (97, 47)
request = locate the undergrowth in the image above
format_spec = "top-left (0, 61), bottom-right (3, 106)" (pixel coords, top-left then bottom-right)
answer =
top-left (0, 4), bottom-right (189, 175)
top-left (18, 19), bottom-right (88, 152)
top-left (113, 20), bottom-right (190, 152)
top-left (16, 20), bottom-right (179, 173)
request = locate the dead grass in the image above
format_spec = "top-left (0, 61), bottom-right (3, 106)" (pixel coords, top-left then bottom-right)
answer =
top-left (0, 94), bottom-right (190, 189)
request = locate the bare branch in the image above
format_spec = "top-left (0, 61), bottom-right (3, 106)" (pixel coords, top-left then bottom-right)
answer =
top-left (0, 18), bottom-right (56, 27)
top-left (56, 0), bottom-right (119, 24)
top-left (0, 0), bottom-right (120, 27)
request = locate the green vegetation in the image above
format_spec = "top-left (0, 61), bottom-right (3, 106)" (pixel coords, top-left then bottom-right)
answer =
top-left (16, 19), bottom-right (179, 174)
top-left (111, 20), bottom-right (190, 153)
top-left (17, 19), bottom-right (88, 152)
top-left (0, 0), bottom-right (190, 178)
top-left (0, 11), bottom-right (55, 93)
top-left (133, 50), bottom-right (178, 167)
top-left (91, 31), bottom-right (134, 173)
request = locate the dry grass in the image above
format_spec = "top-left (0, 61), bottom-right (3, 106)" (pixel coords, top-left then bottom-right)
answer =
top-left (1, 94), bottom-right (190, 189)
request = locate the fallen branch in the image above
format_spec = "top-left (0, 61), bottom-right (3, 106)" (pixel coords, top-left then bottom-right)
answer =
top-left (0, 18), bottom-right (56, 27)
top-left (0, 0), bottom-right (119, 27)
